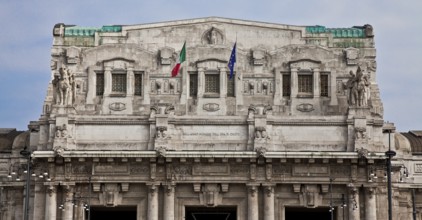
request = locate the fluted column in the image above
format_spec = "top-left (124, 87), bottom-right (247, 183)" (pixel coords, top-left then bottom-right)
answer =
top-left (147, 184), bottom-right (159, 220)
top-left (45, 185), bottom-right (57, 220)
top-left (62, 186), bottom-right (74, 220)
top-left (247, 185), bottom-right (259, 220)
top-left (263, 185), bottom-right (275, 220)
top-left (365, 187), bottom-right (377, 220)
top-left (163, 184), bottom-right (175, 220)
top-left (348, 187), bottom-right (360, 220)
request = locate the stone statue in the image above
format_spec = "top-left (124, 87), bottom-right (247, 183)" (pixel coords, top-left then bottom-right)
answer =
top-left (56, 67), bottom-right (74, 105)
top-left (207, 28), bottom-right (220, 44)
top-left (344, 66), bottom-right (370, 107)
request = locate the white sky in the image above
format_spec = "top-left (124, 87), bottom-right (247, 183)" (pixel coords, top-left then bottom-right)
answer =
top-left (0, 0), bottom-right (421, 131)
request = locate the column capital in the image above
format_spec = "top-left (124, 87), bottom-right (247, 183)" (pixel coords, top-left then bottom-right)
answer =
top-left (246, 184), bottom-right (259, 197)
top-left (47, 185), bottom-right (57, 197)
top-left (165, 184), bottom-right (176, 195)
top-left (146, 183), bottom-right (159, 194)
top-left (263, 185), bottom-right (274, 197)
top-left (365, 187), bottom-right (376, 198)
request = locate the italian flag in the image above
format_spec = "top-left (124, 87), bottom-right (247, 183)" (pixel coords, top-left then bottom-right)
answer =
top-left (171, 42), bottom-right (186, 77)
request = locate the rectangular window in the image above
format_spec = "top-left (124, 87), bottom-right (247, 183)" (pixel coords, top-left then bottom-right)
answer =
top-left (227, 75), bottom-right (235, 97)
top-left (96, 73), bottom-right (104, 96)
top-left (320, 74), bottom-right (329, 97)
top-left (298, 74), bottom-right (313, 95)
top-left (189, 73), bottom-right (198, 97)
top-left (205, 74), bottom-right (220, 94)
top-left (134, 73), bottom-right (142, 96)
top-left (282, 74), bottom-right (291, 97)
top-left (112, 73), bottom-right (127, 93)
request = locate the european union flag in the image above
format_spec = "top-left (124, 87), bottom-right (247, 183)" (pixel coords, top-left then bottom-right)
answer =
top-left (228, 42), bottom-right (236, 79)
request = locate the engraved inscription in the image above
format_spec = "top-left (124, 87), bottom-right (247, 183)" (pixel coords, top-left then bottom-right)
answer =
top-left (231, 165), bottom-right (249, 175)
top-left (130, 165), bottom-right (149, 174)
top-left (193, 164), bottom-right (230, 176)
top-left (94, 164), bottom-right (128, 174)
top-left (330, 166), bottom-right (350, 176)
top-left (293, 165), bottom-right (329, 176)
top-left (415, 164), bottom-right (422, 173)
top-left (273, 165), bottom-right (292, 175)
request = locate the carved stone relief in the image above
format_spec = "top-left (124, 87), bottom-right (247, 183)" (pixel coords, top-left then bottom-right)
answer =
top-left (109, 102), bottom-right (126, 111)
top-left (199, 184), bottom-right (223, 207)
top-left (155, 126), bottom-right (169, 139)
top-left (252, 49), bottom-right (265, 66)
top-left (55, 124), bottom-right (69, 138)
top-left (202, 27), bottom-right (224, 45)
top-left (354, 126), bottom-right (368, 149)
top-left (243, 79), bottom-right (274, 95)
top-left (53, 145), bottom-right (67, 157)
top-left (296, 103), bottom-right (314, 112)
top-left (344, 47), bottom-right (359, 65)
top-left (203, 103), bottom-right (220, 112)
top-left (299, 185), bottom-right (322, 208)
top-left (66, 47), bottom-right (80, 64)
top-left (159, 47), bottom-right (174, 65)
top-left (100, 183), bottom-right (121, 207)
top-left (255, 127), bottom-right (269, 140)
top-left (150, 79), bottom-right (180, 94)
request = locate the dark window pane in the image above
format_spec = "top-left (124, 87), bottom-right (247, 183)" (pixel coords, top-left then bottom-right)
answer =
top-left (320, 74), bottom-right (329, 97)
top-left (205, 74), bottom-right (219, 93)
top-left (96, 73), bottom-right (104, 96)
top-left (112, 74), bottom-right (126, 93)
top-left (134, 73), bottom-right (142, 96)
top-left (189, 73), bottom-right (198, 97)
top-left (282, 74), bottom-right (291, 96)
top-left (298, 75), bottom-right (313, 94)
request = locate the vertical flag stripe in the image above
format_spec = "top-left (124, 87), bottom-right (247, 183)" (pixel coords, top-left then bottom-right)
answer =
top-left (171, 42), bottom-right (186, 77)
top-left (228, 42), bottom-right (236, 79)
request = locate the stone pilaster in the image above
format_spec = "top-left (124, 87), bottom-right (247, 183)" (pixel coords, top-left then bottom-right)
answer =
top-left (348, 187), bottom-right (360, 220)
top-left (329, 71), bottom-right (338, 105)
top-left (127, 67), bottom-right (134, 96)
top-left (291, 68), bottom-right (298, 98)
top-left (263, 185), bottom-right (275, 220)
top-left (147, 184), bottom-right (159, 220)
top-left (163, 184), bottom-right (175, 220)
top-left (104, 66), bottom-right (112, 96)
top-left (45, 185), bottom-right (57, 220)
top-left (219, 67), bottom-right (227, 98)
top-left (198, 67), bottom-right (205, 98)
top-left (247, 185), bottom-right (259, 220)
top-left (365, 187), bottom-right (377, 220)
top-left (313, 68), bottom-right (320, 98)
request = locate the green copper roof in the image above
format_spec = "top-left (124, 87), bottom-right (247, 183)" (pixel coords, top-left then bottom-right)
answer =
top-left (64, 25), bottom-right (122, 37)
top-left (306, 26), bottom-right (365, 38)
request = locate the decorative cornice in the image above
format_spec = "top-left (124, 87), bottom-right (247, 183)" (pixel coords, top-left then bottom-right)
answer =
top-left (32, 150), bottom-right (386, 160)
top-left (270, 119), bottom-right (347, 126)
top-left (74, 119), bottom-right (150, 125)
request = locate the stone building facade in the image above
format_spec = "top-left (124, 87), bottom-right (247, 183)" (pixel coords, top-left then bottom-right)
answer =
top-left (1, 17), bottom-right (421, 220)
